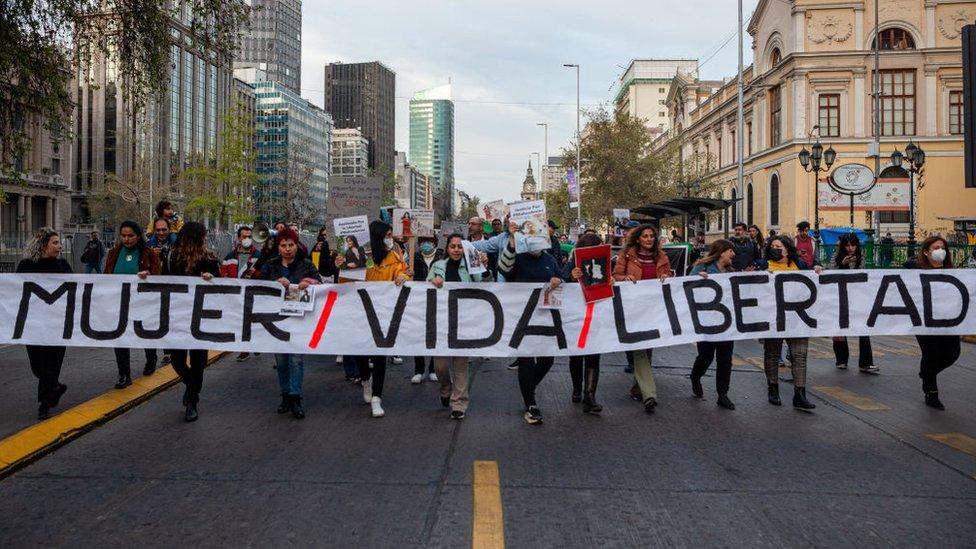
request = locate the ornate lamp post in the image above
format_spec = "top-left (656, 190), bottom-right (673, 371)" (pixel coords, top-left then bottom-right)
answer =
top-left (798, 137), bottom-right (836, 243)
top-left (890, 140), bottom-right (925, 255)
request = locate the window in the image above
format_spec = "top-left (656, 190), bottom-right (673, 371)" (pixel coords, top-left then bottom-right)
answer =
top-left (746, 121), bottom-right (752, 156)
top-left (747, 183), bottom-right (754, 225)
top-left (949, 90), bottom-right (964, 135)
top-left (818, 94), bottom-right (840, 137)
top-left (878, 211), bottom-right (910, 223)
top-left (873, 28), bottom-right (915, 51)
top-left (658, 99), bottom-right (665, 105)
top-left (879, 70), bottom-right (915, 136)
top-left (717, 134), bottom-right (723, 166)
top-left (770, 48), bottom-right (782, 68)
top-left (659, 87), bottom-right (665, 93)
top-left (731, 188), bottom-right (738, 223)
top-left (769, 174), bottom-right (780, 227)
top-left (659, 111), bottom-right (665, 117)
top-left (769, 86), bottom-right (782, 146)
top-left (730, 128), bottom-right (736, 163)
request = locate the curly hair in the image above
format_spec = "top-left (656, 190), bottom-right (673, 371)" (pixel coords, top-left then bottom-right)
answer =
top-left (23, 227), bottom-right (59, 262)
top-left (624, 224), bottom-right (661, 260)
top-left (171, 221), bottom-right (214, 272)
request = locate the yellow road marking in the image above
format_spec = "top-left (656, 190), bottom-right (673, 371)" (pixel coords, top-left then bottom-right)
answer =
top-left (0, 351), bottom-right (225, 477)
top-left (927, 433), bottom-right (976, 458)
top-left (812, 386), bottom-right (890, 411)
top-left (472, 460), bottom-right (504, 549)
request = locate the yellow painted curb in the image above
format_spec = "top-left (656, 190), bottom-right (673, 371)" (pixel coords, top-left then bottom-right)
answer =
top-left (472, 460), bottom-right (505, 549)
top-left (962, 335), bottom-right (976, 345)
top-left (0, 351), bottom-right (227, 479)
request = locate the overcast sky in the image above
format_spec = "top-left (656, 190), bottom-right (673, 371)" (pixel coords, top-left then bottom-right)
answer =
top-left (300, 0), bottom-right (761, 202)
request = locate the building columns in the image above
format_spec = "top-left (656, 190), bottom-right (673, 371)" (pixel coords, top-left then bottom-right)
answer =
top-left (853, 69), bottom-right (866, 138)
top-left (925, 68), bottom-right (937, 136)
top-left (45, 197), bottom-right (53, 229)
top-left (17, 194), bottom-right (26, 237)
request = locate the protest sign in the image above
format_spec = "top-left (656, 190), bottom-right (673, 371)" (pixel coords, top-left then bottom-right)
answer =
top-left (333, 215), bottom-right (370, 280)
top-left (393, 209), bottom-right (435, 238)
top-left (462, 240), bottom-right (487, 275)
top-left (612, 209), bottom-right (631, 237)
top-left (482, 200), bottom-right (508, 222)
top-left (326, 176), bottom-right (384, 225)
top-left (280, 285), bottom-right (316, 316)
top-left (665, 245), bottom-right (689, 277)
top-left (509, 200), bottom-right (550, 253)
top-left (575, 244), bottom-right (613, 303)
top-left (567, 169), bottom-right (579, 208)
top-left (438, 222), bottom-right (467, 249)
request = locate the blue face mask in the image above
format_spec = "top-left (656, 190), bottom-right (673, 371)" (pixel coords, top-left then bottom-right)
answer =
top-left (420, 243), bottom-right (435, 254)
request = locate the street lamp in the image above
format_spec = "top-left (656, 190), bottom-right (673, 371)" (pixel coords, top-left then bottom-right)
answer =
top-left (798, 135), bottom-right (836, 242)
top-left (563, 63), bottom-right (581, 224)
top-left (536, 123), bottom-right (548, 169)
top-left (890, 140), bottom-right (924, 254)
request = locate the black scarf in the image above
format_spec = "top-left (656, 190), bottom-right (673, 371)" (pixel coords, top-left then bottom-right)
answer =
top-left (445, 258), bottom-right (462, 282)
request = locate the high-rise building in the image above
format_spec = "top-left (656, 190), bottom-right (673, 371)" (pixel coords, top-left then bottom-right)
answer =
top-left (323, 62), bottom-right (396, 174)
top-left (252, 81), bottom-right (333, 226)
top-left (331, 128), bottom-right (369, 177)
top-left (541, 156), bottom-right (568, 195)
top-left (394, 151), bottom-right (430, 209)
top-left (615, 59), bottom-right (699, 136)
top-left (235, 0), bottom-right (302, 95)
top-left (409, 84), bottom-right (455, 211)
top-left (73, 4), bottom-right (233, 224)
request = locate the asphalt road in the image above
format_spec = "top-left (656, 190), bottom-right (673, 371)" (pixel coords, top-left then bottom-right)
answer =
top-left (0, 337), bottom-right (973, 548)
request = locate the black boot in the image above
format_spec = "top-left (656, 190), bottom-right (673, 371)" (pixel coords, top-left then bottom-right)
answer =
top-left (291, 396), bottom-right (306, 419)
top-left (51, 383), bottom-right (67, 407)
top-left (143, 359), bottom-right (157, 376)
top-left (37, 402), bottom-right (51, 420)
top-left (277, 393), bottom-right (291, 414)
top-left (114, 374), bottom-right (132, 389)
top-left (691, 374), bottom-right (703, 398)
top-left (767, 383), bottom-right (781, 406)
top-left (717, 394), bottom-right (735, 410)
top-left (569, 357), bottom-right (583, 403)
top-left (184, 402), bottom-right (199, 422)
top-left (581, 367), bottom-right (602, 415)
top-left (924, 392), bottom-right (945, 410)
top-left (793, 387), bottom-right (816, 410)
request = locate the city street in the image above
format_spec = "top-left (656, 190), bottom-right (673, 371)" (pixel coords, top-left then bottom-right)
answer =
top-left (0, 337), bottom-right (973, 547)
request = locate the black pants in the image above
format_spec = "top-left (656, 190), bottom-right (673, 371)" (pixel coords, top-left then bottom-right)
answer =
top-left (113, 348), bottom-right (158, 376)
top-left (691, 341), bottom-right (734, 395)
top-left (26, 345), bottom-right (67, 404)
top-left (517, 357), bottom-right (554, 408)
top-left (569, 354), bottom-right (601, 395)
top-left (357, 356), bottom-right (387, 398)
top-left (414, 356), bottom-right (433, 376)
top-left (171, 349), bottom-right (208, 404)
top-left (916, 335), bottom-right (961, 392)
top-left (833, 337), bottom-right (873, 368)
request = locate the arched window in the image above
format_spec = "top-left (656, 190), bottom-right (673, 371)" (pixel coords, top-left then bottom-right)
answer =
top-left (879, 166), bottom-right (909, 179)
top-left (770, 48), bottom-right (782, 68)
top-left (769, 174), bottom-right (780, 227)
top-left (873, 28), bottom-right (915, 51)
top-left (731, 188), bottom-right (738, 224)
top-left (747, 183), bottom-right (754, 226)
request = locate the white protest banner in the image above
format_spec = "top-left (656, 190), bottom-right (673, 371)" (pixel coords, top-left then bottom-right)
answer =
top-left (1, 270), bottom-right (973, 357)
top-left (509, 200), bottom-right (549, 253)
top-left (392, 208), bottom-right (435, 238)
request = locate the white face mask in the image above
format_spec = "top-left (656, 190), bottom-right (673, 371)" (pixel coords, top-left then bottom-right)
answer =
top-left (241, 237), bottom-right (253, 248)
top-left (930, 248), bottom-right (947, 263)
top-left (384, 238), bottom-right (394, 250)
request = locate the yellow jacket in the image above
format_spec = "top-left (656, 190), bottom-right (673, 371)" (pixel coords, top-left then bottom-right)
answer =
top-left (146, 216), bottom-right (183, 237)
top-left (366, 249), bottom-right (407, 282)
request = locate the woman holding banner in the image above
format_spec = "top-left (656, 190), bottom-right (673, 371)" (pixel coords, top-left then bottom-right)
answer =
top-left (427, 233), bottom-right (485, 420)
top-left (762, 235), bottom-right (821, 410)
top-left (565, 233), bottom-right (607, 415)
top-left (258, 228), bottom-right (323, 420)
top-left (411, 236), bottom-right (442, 384)
top-left (612, 224), bottom-right (672, 414)
top-left (358, 220), bottom-right (410, 418)
top-left (830, 234), bottom-right (878, 374)
top-left (688, 239), bottom-right (737, 410)
top-left (904, 236), bottom-right (960, 410)
top-left (17, 227), bottom-right (73, 420)
top-left (162, 222), bottom-right (221, 423)
top-left (103, 220), bottom-right (161, 389)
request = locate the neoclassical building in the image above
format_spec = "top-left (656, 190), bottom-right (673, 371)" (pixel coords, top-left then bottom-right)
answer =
top-left (656, 0), bottom-right (976, 240)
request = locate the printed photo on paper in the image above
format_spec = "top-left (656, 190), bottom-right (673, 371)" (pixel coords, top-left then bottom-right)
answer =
top-left (540, 283), bottom-right (564, 309)
top-left (461, 240), bottom-right (487, 275)
top-left (509, 199), bottom-right (550, 254)
top-left (280, 284), bottom-right (316, 316)
top-left (392, 208), bottom-right (435, 238)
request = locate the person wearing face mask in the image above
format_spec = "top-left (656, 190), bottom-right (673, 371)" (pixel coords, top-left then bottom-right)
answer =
top-left (904, 236), bottom-right (960, 410)
top-left (498, 220), bottom-right (565, 425)
top-left (830, 234), bottom-right (878, 374)
top-left (358, 220), bottom-right (410, 418)
top-left (428, 234), bottom-right (487, 420)
top-left (762, 235), bottom-right (822, 411)
top-left (688, 239), bottom-right (738, 410)
top-left (103, 220), bottom-right (160, 389)
top-left (311, 227), bottom-right (339, 283)
top-left (410, 236), bottom-right (443, 384)
top-left (147, 217), bottom-right (177, 367)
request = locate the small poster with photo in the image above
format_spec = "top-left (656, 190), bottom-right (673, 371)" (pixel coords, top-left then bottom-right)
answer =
top-left (392, 208), bottom-right (435, 238)
top-left (612, 208), bottom-right (631, 237)
top-left (540, 283), bottom-right (564, 309)
top-left (575, 244), bottom-right (613, 303)
top-left (482, 199), bottom-right (509, 223)
top-left (333, 215), bottom-right (370, 280)
top-left (461, 240), bottom-right (487, 275)
top-left (438, 221), bottom-right (468, 249)
top-left (280, 284), bottom-right (316, 316)
top-left (509, 199), bottom-right (550, 254)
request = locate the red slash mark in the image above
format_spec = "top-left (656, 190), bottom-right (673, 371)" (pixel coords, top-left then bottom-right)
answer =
top-left (576, 302), bottom-right (595, 349)
top-left (308, 290), bottom-right (339, 349)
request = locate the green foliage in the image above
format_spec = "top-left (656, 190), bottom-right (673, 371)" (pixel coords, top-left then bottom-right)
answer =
top-left (456, 192), bottom-right (481, 222)
top-left (542, 184), bottom-right (572, 233)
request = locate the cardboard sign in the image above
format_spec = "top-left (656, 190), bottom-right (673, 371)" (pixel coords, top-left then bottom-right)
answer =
top-left (326, 176), bottom-right (384, 226)
top-left (509, 200), bottom-right (549, 254)
top-left (575, 244), bottom-right (614, 303)
top-left (392, 208), bottom-right (435, 238)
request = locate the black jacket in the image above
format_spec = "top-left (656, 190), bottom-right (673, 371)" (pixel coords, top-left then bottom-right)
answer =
top-left (259, 256), bottom-right (322, 285)
top-left (17, 257), bottom-right (73, 274)
top-left (412, 250), bottom-right (444, 281)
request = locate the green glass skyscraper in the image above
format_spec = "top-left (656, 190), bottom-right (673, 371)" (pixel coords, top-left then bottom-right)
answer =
top-left (409, 84), bottom-right (455, 212)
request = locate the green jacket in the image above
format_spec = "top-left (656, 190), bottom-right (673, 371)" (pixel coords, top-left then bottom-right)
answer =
top-left (427, 258), bottom-right (480, 283)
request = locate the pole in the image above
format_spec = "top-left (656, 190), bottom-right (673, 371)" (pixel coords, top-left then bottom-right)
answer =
top-left (908, 169), bottom-right (916, 255)
top-left (575, 65), bottom-right (581, 224)
top-left (872, 0), bottom-right (881, 233)
top-left (814, 168), bottom-right (820, 237)
top-left (736, 0), bottom-right (745, 223)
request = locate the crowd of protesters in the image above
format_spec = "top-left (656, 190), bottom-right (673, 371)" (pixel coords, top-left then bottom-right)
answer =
top-left (15, 203), bottom-right (967, 424)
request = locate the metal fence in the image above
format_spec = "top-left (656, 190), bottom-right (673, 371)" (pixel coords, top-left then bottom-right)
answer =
top-left (816, 243), bottom-right (976, 268)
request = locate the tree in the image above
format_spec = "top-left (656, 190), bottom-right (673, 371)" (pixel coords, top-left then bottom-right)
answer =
top-left (456, 190), bottom-right (481, 221)
top-left (543, 185), bottom-right (572, 234)
top-left (179, 102), bottom-right (258, 230)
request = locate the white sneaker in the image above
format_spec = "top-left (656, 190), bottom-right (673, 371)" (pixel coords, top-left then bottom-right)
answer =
top-left (370, 396), bottom-right (385, 418)
top-left (428, 372), bottom-right (438, 382)
top-left (336, 355), bottom-right (343, 364)
top-left (411, 373), bottom-right (423, 384)
top-left (836, 363), bottom-right (848, 369)
top-left (362, 377), bottom-right (373, 403)
top-left (392, 356), bottom-right (404, 365)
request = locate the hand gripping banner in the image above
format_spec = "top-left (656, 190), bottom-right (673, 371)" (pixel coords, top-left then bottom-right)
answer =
top-left (0, 270), bottom-right (972, 357)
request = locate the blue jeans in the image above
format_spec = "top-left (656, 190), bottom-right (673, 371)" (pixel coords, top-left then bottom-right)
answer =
top-left (274, 354), bottom-right (304, 396)
top-left (85, 263), bottom-right (102, 274)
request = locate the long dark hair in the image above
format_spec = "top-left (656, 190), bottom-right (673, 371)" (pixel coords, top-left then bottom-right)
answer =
top-left (748, 224), bottom-right (764, 249)
top-left (624, 223), bottom-right (660, 260)
top-left (369, 220), bottom-right (392, 265)
top-left (154, 200), bottom-right (173, 219)
top-left (116, 220), bottom-right (147, 251)
top-left (765, 235), bottom-right (800, 267)
top-left (576, 233), bottom-right (603, 248)
top-left (693, 239), bottom-right (735, 271)
top-left (833, 233), bottom-right (862, 268)
top-left (172, 221), bottom-right (213, 272)
top-left (916, 235), bottom-right (953, 269)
